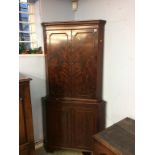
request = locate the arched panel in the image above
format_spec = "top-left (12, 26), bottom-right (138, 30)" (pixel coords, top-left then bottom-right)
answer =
top-left (46, 30), bottom-right (72, 97)
top-left (71, 29), bottom-right (98, 98)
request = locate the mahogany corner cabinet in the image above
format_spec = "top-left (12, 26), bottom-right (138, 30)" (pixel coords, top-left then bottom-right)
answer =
top-left (42, 20), bottom-right (106, 153)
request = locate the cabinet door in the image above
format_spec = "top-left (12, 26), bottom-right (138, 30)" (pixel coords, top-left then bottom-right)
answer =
top-left (45, 103), bottom-right (72, 148)
top-left (72, 105), bottom-right (98, 150)
top-left (71, 28), bottom-right (98, 99)
top-left (46, 30), bottom-right (72, 97)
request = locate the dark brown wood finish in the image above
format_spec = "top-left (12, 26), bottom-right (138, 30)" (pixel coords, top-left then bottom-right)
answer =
top-left (46, 30), bottom-right (72, 97)
top-left (42, 20), bottom-right (106, 152)
top-left (93, 118), bottom-right (135, 155)
top-left (19, 75), bottom-right (35, 155)
top-left (71, 28), bottom-right (98, 98)
top-left (45, 101), bottom-right (72, 148)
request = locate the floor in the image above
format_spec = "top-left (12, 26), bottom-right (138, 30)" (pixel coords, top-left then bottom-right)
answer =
top-left (36, 147), bottom-right (83, 155)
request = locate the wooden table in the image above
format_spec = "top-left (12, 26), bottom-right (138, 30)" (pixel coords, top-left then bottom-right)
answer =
top-left (93, 117), bottom-right (135, 155)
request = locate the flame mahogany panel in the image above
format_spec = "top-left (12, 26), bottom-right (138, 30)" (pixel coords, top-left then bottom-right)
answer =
top-left (46, 30), bottom-right (72, 97)
top-left (44, 21), bottom-right (104, 99)
top-left (71, 29), bottom-right (98, 98)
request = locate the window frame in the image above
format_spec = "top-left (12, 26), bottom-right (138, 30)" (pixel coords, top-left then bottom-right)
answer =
top-left (19, 0), bottom-right (43, 55)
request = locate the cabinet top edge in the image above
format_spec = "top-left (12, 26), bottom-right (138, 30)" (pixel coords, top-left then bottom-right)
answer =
top-left (19, 73), bottom-right (32, 82)
top-left (42, 20), bottom-right (106, 27)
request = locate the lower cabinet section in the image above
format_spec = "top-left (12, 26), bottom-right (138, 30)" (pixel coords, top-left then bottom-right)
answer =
top-left (43, 98), bottom-right (105, 151)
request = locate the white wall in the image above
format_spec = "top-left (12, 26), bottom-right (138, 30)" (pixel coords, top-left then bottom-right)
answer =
top-left (19, 0), bottom-right (74, 142)
top-left (40, 0), bottom-right (74, 22)
top-left (75, 0), bottom-right (135, 126)
top-left (19, 56), bottom-right (46, 142)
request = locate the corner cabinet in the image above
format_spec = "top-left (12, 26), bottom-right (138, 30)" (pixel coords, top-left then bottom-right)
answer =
top-left (42, 20), bottom-right (106, 152)
top-left (19, 75), bottom-right (35, 155)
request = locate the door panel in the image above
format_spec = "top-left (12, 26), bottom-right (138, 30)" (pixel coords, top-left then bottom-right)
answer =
top-left (71, 29), bottom-right (98, 99)
top-left (46, 103), bottom-right (72, 147)
top-left (72, 106), bottom-right (98, 149)
top-left (46, 30), bottom-right (72, 97)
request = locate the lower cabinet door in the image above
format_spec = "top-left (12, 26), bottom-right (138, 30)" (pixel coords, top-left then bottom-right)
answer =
top-left (72, 105), bottom-right (98, 150)
top-left (46, 103), bottom-right (72, 148)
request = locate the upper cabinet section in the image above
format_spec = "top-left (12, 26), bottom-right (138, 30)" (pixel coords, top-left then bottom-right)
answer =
top-left (42, 20), bottom-right (106, 100)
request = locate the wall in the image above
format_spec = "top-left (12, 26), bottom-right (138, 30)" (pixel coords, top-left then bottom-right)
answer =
top-left (75, 0), bottom-right (135, 126)
top-left (19, 0), bottom-right (74, 142)
top-left (19, 56), bottom-right (46, 142)
top-left (40, 0), bottom-right (74, 22)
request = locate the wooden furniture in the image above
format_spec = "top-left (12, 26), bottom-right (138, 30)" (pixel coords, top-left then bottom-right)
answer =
top-left (93, 117), bottom-right (135, 155)
top-left (42, 20), bottom-right (106, 153)
top-left (19, 74), bottom-right (35, 155)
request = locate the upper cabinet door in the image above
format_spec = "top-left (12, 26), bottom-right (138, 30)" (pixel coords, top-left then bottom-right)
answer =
top-left (46, 30), bottom-right (72, 97)
top-left (71, 28), bottom-right (98, 99)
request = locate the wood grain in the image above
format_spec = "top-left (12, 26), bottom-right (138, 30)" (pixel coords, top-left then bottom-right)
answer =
top-left (93, 118), bottom-right (135, 155)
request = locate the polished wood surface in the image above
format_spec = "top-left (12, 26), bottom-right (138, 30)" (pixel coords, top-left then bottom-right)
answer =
top-left (43, 20), bottom-right (106, 99)
top-left (43, 98), bottom-right (105, 151)
top-left (45, 28), bottom-right (98, 98)
top-left (71, 28), bottom-right (98, 98)
top-left (93, 118), bottom-right (135, 155)
top-left (42, 20), bottom-right (106, 152)
top-left (19, 75), bottom-right (35, 155)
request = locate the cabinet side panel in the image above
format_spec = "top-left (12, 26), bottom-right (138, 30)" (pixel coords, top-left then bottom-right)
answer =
top-left (19, 81), bottom-right (35, 155)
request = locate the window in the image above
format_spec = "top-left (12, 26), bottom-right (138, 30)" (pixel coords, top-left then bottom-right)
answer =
top-left (19, 0), bottom-right (42, 54)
